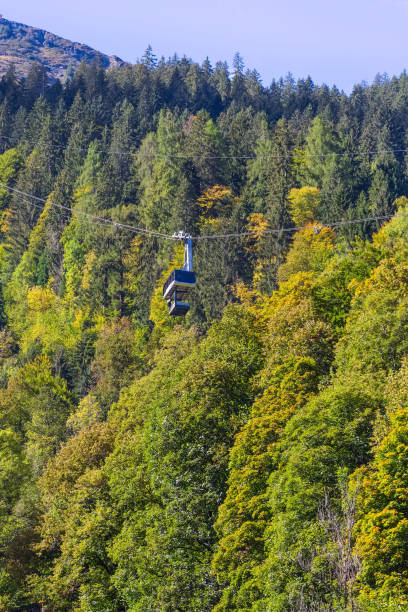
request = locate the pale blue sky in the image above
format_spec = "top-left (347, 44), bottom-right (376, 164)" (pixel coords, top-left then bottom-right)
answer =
top-left (1, 0), bottom-right (408, 92)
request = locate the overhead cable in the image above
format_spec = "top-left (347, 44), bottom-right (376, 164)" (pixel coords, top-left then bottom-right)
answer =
top-left (0, 180), bottom-right (406, 242)
top-left (0, 135), bottom-right (406, 160)
top-left (194, 212), bottom-right (404, 239)
top-left (0, 181), bottom-right (174, 239)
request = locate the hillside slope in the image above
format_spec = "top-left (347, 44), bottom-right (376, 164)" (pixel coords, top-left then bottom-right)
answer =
top-left (0, 15), bottom-right (124, 81)
top-left (2, 50), bottom-right (408, 610)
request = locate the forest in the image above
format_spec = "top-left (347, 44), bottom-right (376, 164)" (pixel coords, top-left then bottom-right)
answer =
top-left (0, 52), bottom-right (408, 610)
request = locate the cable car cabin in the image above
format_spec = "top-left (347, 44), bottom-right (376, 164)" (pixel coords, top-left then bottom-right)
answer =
top-left (163, 232), bottom-right (196, 316)
top-left (167, 290), bottom-right (191, 316)
top-left (163, 269), bottom-right (196, 301)
top-left (163, 265), bottom-right (196, 317)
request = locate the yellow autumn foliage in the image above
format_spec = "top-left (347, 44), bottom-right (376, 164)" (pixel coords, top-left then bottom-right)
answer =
top-left (245, 212), bottom-right (269, 253)
top-left (287, 186), bottom-right (321, 226)
top-left (81, 251), bottom-right (97, 290)
top-left (197, 185), bottom-right (232, 212)
top-left (27, 284), bottom-right (57, 312)
top-left (197, 185), bottom-right (237, 224)
top-left (277, 224), bottom-right (336, 283)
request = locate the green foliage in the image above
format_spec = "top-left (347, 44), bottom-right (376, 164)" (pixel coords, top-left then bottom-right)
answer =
top-left (0, 429), bottom-right (30, 610)
top-left (258, 380), bottom-right (380, 611)
top-left (0, 428), bottom-right (27, 516)
top-left (107, 306), bottom-right (264, 611)
top-left (311, 239), bottom-right (379, 334)
top-left (136, 110), bottom-right (191, 234)
top-left (0, 148), bottom-right (23, 211)
top-left (32, 422), bottom-right (116, 611)
top-left (295, 116), bottom-right (341, 188)
top-left (88, 316), bottom-right (146, 411)
top-left (213, 356), bottom-right (320, 611)
top-left (352, 359), bottom-right (408, 608)
top-left (0, 355), bottom-right (74, 470)
top-left (287, 185), bottom-right (321, 225)
top-left (277, 224), bottom-right (336, 283)
top-left (335, 257), bottom-right (408, 378)
top-left (0, 356), bottom-right (74, 608)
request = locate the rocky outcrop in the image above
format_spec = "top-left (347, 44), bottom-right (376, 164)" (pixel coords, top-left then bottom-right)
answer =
top-left (0, 15), bottom-right (124, 81)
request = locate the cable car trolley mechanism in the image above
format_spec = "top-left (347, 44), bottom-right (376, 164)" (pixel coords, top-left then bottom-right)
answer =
top-left (163, 231), bottom-right (196, 316)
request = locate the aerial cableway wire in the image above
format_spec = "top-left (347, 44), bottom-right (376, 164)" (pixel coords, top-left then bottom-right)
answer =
top-left (0, 180), bottom-right (406, 241)
top-left (0, 181), bottom-right (173, 239)
top-left (19, 196), bottom-right (123, 232)
top-left (0, 135), bottom-right (408, 160)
